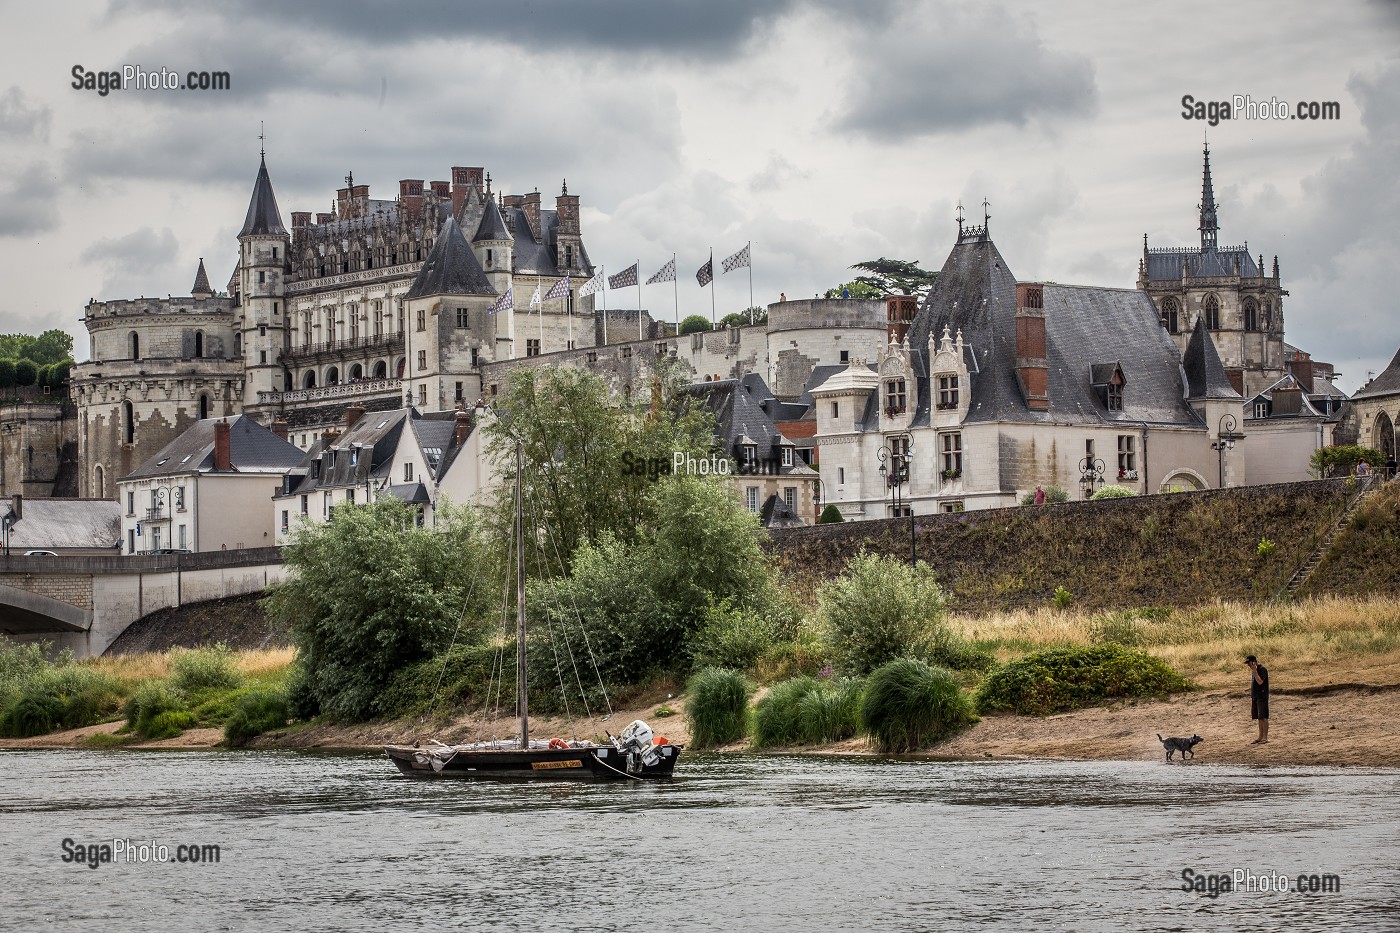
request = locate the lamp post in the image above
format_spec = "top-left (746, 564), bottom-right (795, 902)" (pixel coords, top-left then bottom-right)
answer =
top-left (878, 432), bottom-right (915, 562)
top-left (1078, 457), bottom-right (1106, 500)
top-left (1210, 413), bottom-right (1245, 488)
top-left (813, 477), bottom-right (827, 523)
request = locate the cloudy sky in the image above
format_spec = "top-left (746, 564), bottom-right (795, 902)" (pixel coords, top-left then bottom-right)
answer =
top-left (1, 0), bottom-right (1397, 391)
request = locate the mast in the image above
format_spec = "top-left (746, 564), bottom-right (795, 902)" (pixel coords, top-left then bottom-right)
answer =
top-left (515, 438), bottom-right (528, 748)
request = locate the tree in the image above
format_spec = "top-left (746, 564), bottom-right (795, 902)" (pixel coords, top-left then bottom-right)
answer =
top-left (846, 258), bottom-right (939, 299)
top-left (485, 362), bottom-right (716, 569)
top-left (264, 498), bottom-right (495, 721)
top-left (823, 280), bottom-right (884, 300)
top-left (1311, 445), bottom-right (1384, 478)
top-left (679, 314), bottom-right (711, 335)
top-left (0, 330), bottom-right (72, 366)
top-left (0, 359), bottom-right (15, 390)
top-left (12, 360), bottom-right (37, 387)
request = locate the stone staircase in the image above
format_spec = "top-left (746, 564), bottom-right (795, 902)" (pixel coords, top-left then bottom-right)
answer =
top-left (1279, 475), bottom-right (1382, 599)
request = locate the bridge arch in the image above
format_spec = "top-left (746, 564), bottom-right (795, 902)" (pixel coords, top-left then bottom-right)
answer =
top-left (0, 583), bottom-right (92, 634)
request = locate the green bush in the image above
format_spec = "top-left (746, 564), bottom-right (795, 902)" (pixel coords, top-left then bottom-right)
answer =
top-left (190, 687), bottom-right (257, 727)
top-left (1019, 485), bottom-right (1070, 505)
top-left (817, 504), bottom-right (845, 523)
top-left (974, 643), bottom-right (1192, 716)
top-left (690, 598), bottom-right (782, 671)
top-left (818, 552), bottom-right (949, 676)
top-left (1090, 484), bottom-right (1136, 500)
top-left (0, 691), bottom-right (63, 738)
top-left (751, 675), bottom-right (863, 747)
top-left (1311, 445), bottom-right (1383, 479)
top-left (1052, 586), bottom-right (1073, 610)
top-left (380, 642), bottom-right (512, 718)
top-left (144, 709), bottom-right (197, 740)
top-left (685, 668), bottom-right (751, 749)
top-left (1257, 538), bottom-right (1276, 559)
top-left (223, 690), bottom-right (291, 747)
top-left (124, 682), bottom-right (193, 739)
top-left (170, 644), bottom-right (243, 695)
top-left (860, 658), bottom-right (975, 753)
top-left (0, 648), bottom-right (122, 737)
top-left (284, 663), bottom-right (321, 721)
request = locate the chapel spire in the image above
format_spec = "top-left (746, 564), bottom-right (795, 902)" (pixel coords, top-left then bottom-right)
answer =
top-left (1198, 141), bottom-right (1219, 252)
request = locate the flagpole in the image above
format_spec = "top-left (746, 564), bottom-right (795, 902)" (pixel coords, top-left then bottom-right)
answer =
top-left (567, 276), bottom-right (573, 350)
top-left (537, 287), bottom-right (542, 351)
top-left (601, 265), bottom-right (607, 347)
top-left (747, 241), bottom-right (754, 324)
top-left (637, 259), bottom-right (643, 341)
top-left (709, 247), bottom-right (715, 328)
top-left (672, 252), bottom-right (678, 334)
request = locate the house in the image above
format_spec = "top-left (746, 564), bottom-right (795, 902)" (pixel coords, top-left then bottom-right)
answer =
top-left (272, 402), bottom-right (487, 542)
top-left (0, 495), bottom-right (120, 556)
top-left (116, 415), bottom-right (304, 554)
top-left (1338, 346), bottom-right (1400, 468)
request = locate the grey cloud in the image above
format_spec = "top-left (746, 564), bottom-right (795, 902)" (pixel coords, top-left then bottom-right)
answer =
top-left (833, 3), bottom-right (1096, 139)
top-left (0, 87), bottom-right (52, 140)
top-left (80, 227), bottom-right (180, 298)
top-left (0, 164), bottom-right (60, 237)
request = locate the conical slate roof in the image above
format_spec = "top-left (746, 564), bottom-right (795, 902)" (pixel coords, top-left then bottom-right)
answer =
top-left (191, 258), bottom-right (212, 296)
top-left (404, 216), bottom-right (497, 300)
top-left (472, 197), bottom-right (511, 243)
top-left (1182, 317), bottom-right (1240, 399)
top-left (239, 156), bottom-right (287, 237)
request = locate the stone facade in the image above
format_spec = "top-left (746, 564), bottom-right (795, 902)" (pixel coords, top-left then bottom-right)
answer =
top-left (0, 404), bottom-right (78, 499)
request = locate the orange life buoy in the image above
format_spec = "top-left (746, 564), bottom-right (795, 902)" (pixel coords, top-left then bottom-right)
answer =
top-left (548, 738), bottom-right (570, 750)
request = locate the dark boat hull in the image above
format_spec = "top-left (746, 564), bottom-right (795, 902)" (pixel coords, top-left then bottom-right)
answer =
top-left (384, 743), bottom-right (681, 781)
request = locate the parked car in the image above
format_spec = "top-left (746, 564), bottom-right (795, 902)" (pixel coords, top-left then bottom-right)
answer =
top-left (149, 547), bottom-right (192, 555)
top-left (22, 550), bottom-right (58, 557)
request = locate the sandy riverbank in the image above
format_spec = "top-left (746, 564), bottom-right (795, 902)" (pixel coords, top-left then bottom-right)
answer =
top-left (6, 657), bottom-right (1398, 768)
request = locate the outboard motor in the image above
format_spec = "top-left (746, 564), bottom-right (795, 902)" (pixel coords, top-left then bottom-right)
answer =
top-left (616, 720), bottom-right (660, 772)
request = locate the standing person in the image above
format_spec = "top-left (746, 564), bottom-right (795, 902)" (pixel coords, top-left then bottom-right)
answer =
top-left (1246, 655), bottom-right (1269, 745)
top-left (1033, 485), bottom-right (1047, 505)
top-left (1386, 454), bottom-right (1397, 480)
top-left (1356, 460), bottom-right (1370, 477)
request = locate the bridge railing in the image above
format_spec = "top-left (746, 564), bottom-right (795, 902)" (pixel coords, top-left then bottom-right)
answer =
top-left (0, 546), bottom-right (284, 575)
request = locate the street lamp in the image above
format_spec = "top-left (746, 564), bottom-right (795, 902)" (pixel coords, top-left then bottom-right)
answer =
top-left (1078, 457), bottom-right (1106, 500)
top-left (877, 432), bottom-right (915, 561)
top-left (1210, 413), bottom-right (1245, 488)
top-left (813, 477), bottom-right (827, 523)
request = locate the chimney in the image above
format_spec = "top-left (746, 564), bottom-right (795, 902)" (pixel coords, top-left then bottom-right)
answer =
top-left (522, 190), bottom-right (541, 239)
top-left (1288, 354), bottom-right (1315, 390)
top-left (1014, 283), bottom-right (1049, 411)
top-left (316, 212), bottom-right (336, 224)
top-left (451, 167), bottom-right (483, 214)
top-left (430, 180), bottom-right (450, 202)
top-left (345, 403), bottom-right (366, 432)
top-left (10, 493), bottom-right (21, 521)
top-left (336, 187), bottom-right (351, 219)
top-left (321, 427), bottom-right (341, 449)
top-left (271, 417), bottom-right (289, 441)
top-left (399, 179), bottom-right (424, 220)
top-left (213, 420), bottom-right (232, 470)
top-left (555, 186), bottom-right (579, 236)
top-left (1272, 386), bottom-right (1303, 416)
top-left (291, 211), bottom-right (311, 228)
top-left (454, 408), bottom-right (473, 447)
top-left (886, 295), bottom-right (916, 343)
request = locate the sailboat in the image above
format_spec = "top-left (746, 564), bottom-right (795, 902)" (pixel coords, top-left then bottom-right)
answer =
top-left (385, 439), bottom-right (682, 781)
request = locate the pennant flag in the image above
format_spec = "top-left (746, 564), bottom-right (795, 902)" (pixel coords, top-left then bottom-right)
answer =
top-left (608, 263), bottom-right (638, 289)
top-left (646, 258), bottom-right (676, 284)
top-left (544, 276), bottom-right (571, 301)
top-left (528, 286), bottom-right (542, 309)
top-left (487, 288), bottom-right (513, 316)
top-left (578, 270), bottom-right (605, 297)
top-left (722, 243), bottom-right (751, 273)
top-left (696, 257), bottom-right (713, 287)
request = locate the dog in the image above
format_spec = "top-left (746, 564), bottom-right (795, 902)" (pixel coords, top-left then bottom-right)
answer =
top-left (1157, 733), bottom-right (1203, 762)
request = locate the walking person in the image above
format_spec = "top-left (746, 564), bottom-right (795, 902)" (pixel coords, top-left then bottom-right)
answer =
top-left (1386, 454), bottom-right (1397, 480)
top-left (1247, 655), bottom-right (1269, 744)
top-left (1033, 485), bottom-right (1047, 505)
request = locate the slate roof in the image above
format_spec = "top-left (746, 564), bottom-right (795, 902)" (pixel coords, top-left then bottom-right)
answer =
top-left (1144, 247), bottom-right (1260, 281)
top-left (472, 198), bottom-right (511, 243)
top-left (1350, 346), bottom-right (1400, 400)
top-left (2, 499), bottom-right (121, 551)
top-left (759, 493), bottom-right (804, 529)
top-left (279, 408), bottom-right (476, 497)
top-left (1182, 317), bottom-right (1241, 400)
top-left (124, 416), bottom-right (304, 481)
top-left (906, 233), bottom-right (1202, 426)
top-left (239, 156), bottom-right (288, 237)
top-left (404, 216), bottom-right (497, 300)
top-left (686, 374), bottom-right (816, 477)
top-left (191, 258), bottom-right (212, 295)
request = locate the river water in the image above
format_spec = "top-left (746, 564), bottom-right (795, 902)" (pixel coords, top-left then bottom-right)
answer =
top-left (0, 749), bottom-right (1396, 932)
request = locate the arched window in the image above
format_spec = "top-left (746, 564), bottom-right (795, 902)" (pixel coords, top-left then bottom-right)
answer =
top-left (1203, 295), bottom-right (1220, 330)
top-left (373, 360), bottom-right (387, 379)
top-left (303, 370), bottom-right (316, 389)
top-left (194, 331), bottom-right (204, 358)
top-left (1375, 411), bottom-right (1395, 465)
top-left (234, 332), bottom-right (242, 356)
top-left (349, 363), bottom-right (363, 381)
top-left (1160, 298), bottom-right (1180, 334)
top-left (1243, 298), bottom-right (1258, 332)
top-left (130, 332), bottom-right (140, 360)
top-left (123, 401), bottom-right (135, 445)
top-left (326, 366), bottom-right (339, 386)
top-left (198, 394), bottom-right (209, 420)
top-left (93, 465), bottom-right (105, 499)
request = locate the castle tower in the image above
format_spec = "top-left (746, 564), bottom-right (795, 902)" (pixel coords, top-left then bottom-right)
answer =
top-left (237, 155), bottom-right (291, 410)
top-left (554, 180), bottom-right (583, 275)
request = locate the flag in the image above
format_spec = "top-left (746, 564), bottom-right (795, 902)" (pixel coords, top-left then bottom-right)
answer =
top-left (696, 257), bottom-right (713, 287)
top-left (487, 288), bottom-right (513, 316)
top-left (608, 263), bottom-right (638, 289)
top-left (528, 286), bottom-right (542, 309)
top-left (646, 258), bottom-right (676, 284)
top-left (544, 276), bottom-right (570, 301)
top-left (578, 270), bottom-right (605, 297)
top-left (722, 243), bottom-right (750, 273)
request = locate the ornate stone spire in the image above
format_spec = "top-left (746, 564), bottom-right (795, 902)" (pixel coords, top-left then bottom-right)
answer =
top-left (1198, 142), bottom-right (1219, 252)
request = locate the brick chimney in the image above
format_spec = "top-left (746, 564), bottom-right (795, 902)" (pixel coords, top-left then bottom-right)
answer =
top-left (271, 418), bottom-right (289, 441)
top-left (886, 295), bottom-right (917, 343)
top-left (451, 167), bottom-right (483, 215)
top-left (521, 190), bottom-right (541, 239)
top-left (291, 211), bottom-right (311, 228)
top-left (1014, 283), bottom-right (1049, 411)
top-left (454, 408), bottom-right (473, 447)
top-left (555, 185), bottom-right (579, 236)
top-left (345, 404), bottom-right (366, 432)
top-left (399, 179), bottom-right (424, 221)
top-left (430, 180), bottom-right (450, 202)
top-left (213, 420), bottom-right (232, 470)
top-left (316, 212), bottom-right (336, 225)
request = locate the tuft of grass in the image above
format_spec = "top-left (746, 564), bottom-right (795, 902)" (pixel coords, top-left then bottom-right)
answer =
top-left (974, 643), bottom-right (1191, 716)
top-left (0, 691), bottom-right (64, 738)
top-left (860, 658), bottom-right (975, 753)
top-left (223, 690), bottom-right (291, 747)
top-left (751, 675), bottom-right (864, 747)
top-left (169, 644), bottom-right (243, 695)
top-left (124, 682), bottom-right (193, 739)
top-left (685, 668), bottom-right (752, 749)
top-left (143, 709), bottom-right (197, 740)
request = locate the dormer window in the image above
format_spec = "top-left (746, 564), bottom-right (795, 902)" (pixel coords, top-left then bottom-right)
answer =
top-left (937, 374), bottom-right (959, 410)
top-left (742, 445), bottom-right (757, 469)
top-left (884, 378), bottom-right (906, 415)
top-left (781, 446), bottom-right (793, 467)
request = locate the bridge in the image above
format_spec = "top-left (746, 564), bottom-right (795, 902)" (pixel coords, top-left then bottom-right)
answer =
top-left (0, 548), bottom-right (287, 657)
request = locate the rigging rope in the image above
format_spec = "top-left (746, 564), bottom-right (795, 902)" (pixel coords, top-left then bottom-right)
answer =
top-left (525, 485), bottom-right (596, 723)
top-left (523, 486), bottom-right (576, 721)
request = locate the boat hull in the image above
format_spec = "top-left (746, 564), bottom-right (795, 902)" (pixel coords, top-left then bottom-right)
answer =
top-left (384, 743), bottom-right (681, 781)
